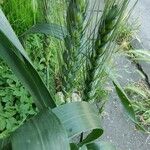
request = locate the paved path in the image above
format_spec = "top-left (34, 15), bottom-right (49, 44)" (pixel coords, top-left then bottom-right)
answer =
top-left (100, 0), bottom-right (150, 150)
top-left (131, 0), bottom-right (150, 78)
top-left (88, 1), bottom-right (150, 149)
top-left (101, 55), bottom-right (150, 150)
top-left (132, 0), bottom-right (150, 49)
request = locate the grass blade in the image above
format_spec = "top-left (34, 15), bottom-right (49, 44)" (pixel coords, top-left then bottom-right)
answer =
top-left (113, 81), bottom-right (136, 121)
top-left (22, 23), bottom-right (67, 40)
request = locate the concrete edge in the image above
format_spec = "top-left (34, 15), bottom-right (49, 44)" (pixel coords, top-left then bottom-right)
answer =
top-left (130, 37), bottom-right (150, 88)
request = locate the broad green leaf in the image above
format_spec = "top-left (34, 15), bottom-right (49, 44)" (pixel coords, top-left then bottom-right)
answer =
top-left (0, 102), bottom-right (103, 150)
top-left (0, 9), bottom-right (56, 110)
top-left (85, 141), bottom-right (116, 150)
top-left (53, 102), bottom-right (103, 140)
top-left (22, 23), bottom-right (67, 40)
top-left (11, 109), bottom-right (70, 150)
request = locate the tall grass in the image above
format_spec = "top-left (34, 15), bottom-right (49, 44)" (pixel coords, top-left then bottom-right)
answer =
top-left (2, 0), bottom-right (38, 35)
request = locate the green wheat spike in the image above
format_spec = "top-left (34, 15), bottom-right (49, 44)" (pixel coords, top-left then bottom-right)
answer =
top-left (62, 0), bottom-right (87, 94)
top-left (83, 4), bottom-right (119, 101)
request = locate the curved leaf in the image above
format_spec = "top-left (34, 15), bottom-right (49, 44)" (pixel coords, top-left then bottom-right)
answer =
top-left (22, 23), bottom-right (67, 40)
top-left (11, 109), bottom-right (70, 150)
top-left (78, 129), bottom-right (103, 147)
top-left (0, 102), bottom-right (103, 149)
top-left (113, 81), bottom-right (147, 132)
top-left (108, 68), bottom-right (136, 122)
top-left (53, 102), bottom-right (103, 141)
top-left (0, 102), bottom-right (103, 150)
top-left (0, 9), bottom-right (56, 110)
top-left (113, 82), bottom-right (136, 121)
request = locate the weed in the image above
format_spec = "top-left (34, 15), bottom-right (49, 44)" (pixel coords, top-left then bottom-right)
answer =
top-left (117, 18), bottom-right (139, 51)
top-left (0, 60), bottom-right (37, 138)
top-left (126, 80), bottom-right (150, 131)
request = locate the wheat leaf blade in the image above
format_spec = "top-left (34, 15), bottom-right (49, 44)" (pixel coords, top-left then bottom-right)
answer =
top-left (53, 101), bottom-right (103, 139)
top-left (12, 109), bottom-right (70, 150)
top-left (22, 23), bottom-right (67, 40)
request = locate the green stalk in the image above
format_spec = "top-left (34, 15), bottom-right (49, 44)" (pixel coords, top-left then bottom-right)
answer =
top-left (39, 0), bottom-right (59, 99)
top-left (40, 0), bottom-right (51, 90)
top-left (43, 35), bottom-right (51, 88)
top-left (31, 0), bottom-right (38, 24)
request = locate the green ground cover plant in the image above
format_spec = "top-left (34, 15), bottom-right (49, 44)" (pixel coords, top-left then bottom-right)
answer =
top-left (126, 81), bottom-right (150, 131)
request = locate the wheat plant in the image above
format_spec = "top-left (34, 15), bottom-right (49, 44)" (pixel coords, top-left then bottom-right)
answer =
top-left (0, 0), bottom-right (142, 149)
top-left (83, 3), bottom-right (119, 101)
